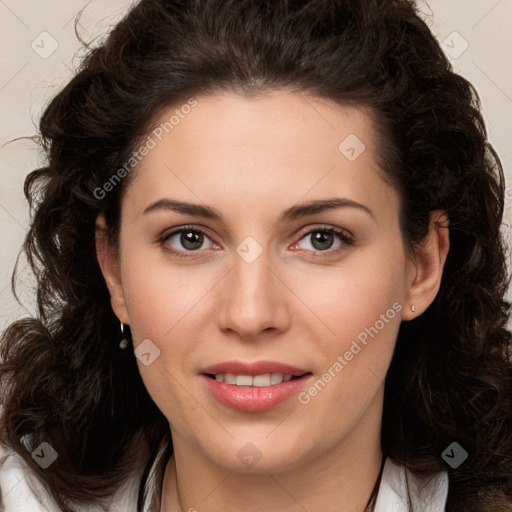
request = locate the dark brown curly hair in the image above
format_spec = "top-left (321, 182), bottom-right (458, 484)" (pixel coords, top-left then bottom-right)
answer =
top-left (1, 0), bottom-right (511, 511)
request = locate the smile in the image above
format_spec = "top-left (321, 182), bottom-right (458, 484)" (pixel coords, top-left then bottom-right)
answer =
top-left (209, 373), bottom-right (296, 386)
top-left (201, 372), bottom-right (313, 412)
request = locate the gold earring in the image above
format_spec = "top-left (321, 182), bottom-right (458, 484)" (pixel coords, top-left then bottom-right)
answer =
top-left (119, 322), bottom-right (129, 349)
top-left (411, 305), bottom-right (416, 312)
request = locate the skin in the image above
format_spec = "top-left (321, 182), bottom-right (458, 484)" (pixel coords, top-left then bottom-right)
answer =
top-left (96, 90), bottom-right (449, 512)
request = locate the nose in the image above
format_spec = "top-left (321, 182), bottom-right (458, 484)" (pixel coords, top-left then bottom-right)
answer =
top-left (216, 246), bottom-right (291, 341)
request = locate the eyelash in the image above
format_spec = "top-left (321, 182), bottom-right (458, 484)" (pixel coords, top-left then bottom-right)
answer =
top-left (157, 224), bottom-right (355, 259)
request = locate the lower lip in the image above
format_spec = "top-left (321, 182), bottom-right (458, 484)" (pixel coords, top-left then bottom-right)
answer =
top-left (201, 374), bottom-right (313, 412)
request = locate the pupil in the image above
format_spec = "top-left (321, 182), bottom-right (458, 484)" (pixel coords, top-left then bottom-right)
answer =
top-left (312, 231), bottom-right (333, 251)
top-left (182, 231), bottom-right (203, 250)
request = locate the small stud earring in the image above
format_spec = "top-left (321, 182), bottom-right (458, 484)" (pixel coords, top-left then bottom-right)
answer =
top-left (119, 322), bottom-right (129, 349)
top-left (411, 305), bottom-right (416, 312)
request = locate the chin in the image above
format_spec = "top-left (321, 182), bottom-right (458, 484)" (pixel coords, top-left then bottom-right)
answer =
top-left (201, 435), bottom-right (308, 473)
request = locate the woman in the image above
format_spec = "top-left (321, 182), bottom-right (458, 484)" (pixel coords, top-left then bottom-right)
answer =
top-left (1, 0), bottom-right (511, 511)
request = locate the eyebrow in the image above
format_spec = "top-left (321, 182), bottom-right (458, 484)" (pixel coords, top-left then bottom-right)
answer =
top-left (142, 197), bottom-right (374, 222)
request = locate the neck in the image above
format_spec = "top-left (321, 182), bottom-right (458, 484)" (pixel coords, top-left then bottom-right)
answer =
top-left (161, 388), bottom-right (384, 512)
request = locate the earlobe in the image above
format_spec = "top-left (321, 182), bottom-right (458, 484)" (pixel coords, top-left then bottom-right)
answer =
top-left (95, 214), bottom-right (130, 324)
top-left (402, 210), bottom-right (450, 321)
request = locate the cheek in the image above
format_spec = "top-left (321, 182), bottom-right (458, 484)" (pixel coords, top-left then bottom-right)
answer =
top-left (119, 256), bottom-right (206, 426)
top-left (292, 246), bottom-right (405, 347)
top-left (120, 248), bottom-right (214, 340)
top-left (291, 246), bottom-right (405, 405)
top-left (118, 250), bottom-right (216, 406)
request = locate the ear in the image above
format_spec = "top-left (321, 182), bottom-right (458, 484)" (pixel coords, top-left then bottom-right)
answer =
top-left (95, 213), bottom-right (130, 324)
top-left (402, 210), bottom-right (450, 321)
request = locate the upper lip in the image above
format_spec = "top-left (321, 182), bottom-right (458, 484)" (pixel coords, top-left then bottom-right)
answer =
top-left (200, 360), bottom-right (310, 377)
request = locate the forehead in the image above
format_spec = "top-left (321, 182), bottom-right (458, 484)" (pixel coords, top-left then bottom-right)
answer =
top-left (123, 90), bottom-right (398, 226)
top-left (147, 90), bottom-right (377, 162)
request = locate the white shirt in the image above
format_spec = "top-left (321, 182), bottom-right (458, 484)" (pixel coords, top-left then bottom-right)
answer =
top-left (0, 442), bottom-right (448, 511)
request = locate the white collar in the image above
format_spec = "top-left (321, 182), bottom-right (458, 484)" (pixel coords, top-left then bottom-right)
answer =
top-left (0, 443), bottom-right (448, 511)
top-left (375, 457), bottom-right (448, 511)
top-left (141, 444), bottom-right (449, 512)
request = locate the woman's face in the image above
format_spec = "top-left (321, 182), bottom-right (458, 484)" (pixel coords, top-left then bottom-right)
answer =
top-left (98, 90), bottom-right (443, 473)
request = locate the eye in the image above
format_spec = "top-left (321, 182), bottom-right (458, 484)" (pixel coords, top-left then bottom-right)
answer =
top-left (157, 224), bottom-right (354, 260)
top-left (159, 226), bottom-right (218, 258)
top-left (291, 226), bottom-right (354, 255)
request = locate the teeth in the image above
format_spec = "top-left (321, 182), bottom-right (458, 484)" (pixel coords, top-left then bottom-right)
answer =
top-left (270, 373), bottom-right (284, 385)
top-left (236, 375), bottom-right (253, 386)
top-left (213, 373), bottom-right (295, 386)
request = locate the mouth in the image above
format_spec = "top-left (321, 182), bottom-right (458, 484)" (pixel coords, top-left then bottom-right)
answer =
top-left (199, 361), bottom-right (313, 412)
top-left (204, 373), bottom-right (307, 387)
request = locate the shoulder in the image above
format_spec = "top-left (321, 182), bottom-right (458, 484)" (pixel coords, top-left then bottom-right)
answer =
top-left (0, 442), bottom-right (57, 511)
top-left (0, 443), bottom-right (141, 512)
top-left (375, 456), bottom-right (449, 512)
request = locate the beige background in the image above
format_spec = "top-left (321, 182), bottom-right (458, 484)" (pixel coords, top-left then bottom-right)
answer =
top-left (1, 0), bottom-right (511, 332)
